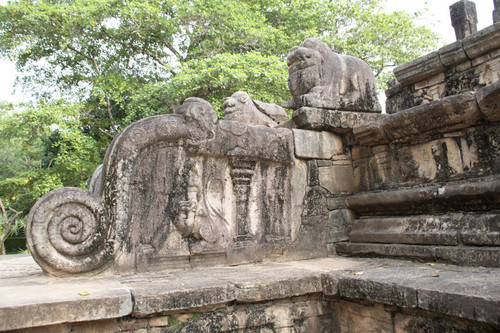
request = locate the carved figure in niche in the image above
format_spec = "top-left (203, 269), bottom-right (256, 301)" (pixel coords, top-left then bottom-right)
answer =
top-left (223, 91), bottom-right (288, 126)
top-left (174, 163), bottom-right (227, 249)
top-left (284, 38), bottom-right (381, 112)
top-left (175, 97), bottom-right (218, 144)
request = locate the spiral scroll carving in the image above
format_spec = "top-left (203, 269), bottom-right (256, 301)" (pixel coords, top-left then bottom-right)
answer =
top-left (27, 187), bottom-right (113, 276)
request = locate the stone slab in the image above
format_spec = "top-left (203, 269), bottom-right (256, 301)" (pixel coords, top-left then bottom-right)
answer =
top-left (463, 22), bottom-right (500, 60)
top-left (336, 242), bottom-right (500, 268)
top-left (336, 242), bottom-right (437, 261)
top-left (393, 23), bottom-right (500, 86)
top-left (0, 276), bottom-right (132, 331)
top-left (359, 92), bottom-right (480, 146)
top-left (346, 176), bottom-right (500, 215)
top-left (125, 274), bottom-right (236, 317)
top-left (438, 40), bottom-right (469, 68)
top-left (394, 51), bottom-right (445, 85)
top-left (413, 270), bottom-right (500, 326)
top-left (292, 107), bottom-right (384, 133)
top-left (476, 79), bottom-right (500, 122)
top-left (335, 262), bottom-right (500, 326)
top-left (349, 216), bottom-right (459, 245)
top-left (336, 301), bottom-right (393, 333)
top-left (292, 129), bottom-right (343, 159)
top-left (350, 213), bottom-right (500, 247)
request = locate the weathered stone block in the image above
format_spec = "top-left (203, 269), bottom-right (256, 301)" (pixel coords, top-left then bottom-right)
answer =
top-left (397, 138), bottom-right (467, 182)
top-left (351, 146), bottom-right (371, 160)
top-left (326, 197), bottom-right (347, 210)
top-left (327, 209), bottom-right (353, 243)
top-left (318, 163), bottom-right (354, 195)
top-left (338, 274), bottom-right (418, 308)
top-left (472, 53), bottom-right (491, 67)
top-left (148, 316), bottom-right (171, 327)
top-left (438, 40), bottom-right (468, 68)
top-left (352, 121), bottom-right (387, 146)
top-left (337, 241), bottom-right (500, 268)
top-left (461, 214), bottom-right (500, 246)
top-left (336, 242), bottom-right (437, 262)
top-left (0, 280), bottom-right (132, 331)
top-left (349, 215), bottom-right (459, 245)
top-left (292, 107), bottom-right (384, 133)
top-left (435, 246), bottom-right (500, 267)
top-left (394, 51), bottom-right (446, 85)
top-left (336, 301), bottom-right (393, 333)
top-left (476, 59), bottom-right (500, 86)
top-left (129, 277), bottom-right (235, 317)
top-left (234, 273), bottom-right (322, 303)
top-left (283, 216), bottom-right (328, 260)
top-left (477, 80), bottom-right (500, 122)
top-left (414, 73), bottom-right (446, 90)
top-left (302, 186), bottom-right (328, 217)
top-left (292, 129), bottom-right (343, 159)
top-left (383, 92), bottom-right (480, 143)
top-left (346, 176), bottom-right (500, 216)
top-left (394, 313), bottom-right (496, 333)
top-left (355, 92), bottom-right (481, 147)
top-left (415, 271), bottom-right (500, 325)
top-left (463, 22), bottom-right (500, 60)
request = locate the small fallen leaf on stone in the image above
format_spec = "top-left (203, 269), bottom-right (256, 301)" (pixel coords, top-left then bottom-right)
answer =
top-left (427, 263), bottom-right (436, 266)
top-left (78, 291), bottom-right (90, 296)
top-left (353, 272), bottom-right (364, 276)
top-left (431, 274), bottom-right (439, 277)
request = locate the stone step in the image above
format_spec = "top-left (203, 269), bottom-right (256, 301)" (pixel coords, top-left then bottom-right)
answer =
top-left (349, 213), bottom-right (500, 246)
top-left (336, 242), bottom-right (500, 268)
top-left (346, 175), bottom-right (500, 216)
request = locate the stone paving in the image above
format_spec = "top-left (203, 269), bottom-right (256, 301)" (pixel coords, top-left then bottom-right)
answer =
top-left (1, 255), bottom-right (499, 331)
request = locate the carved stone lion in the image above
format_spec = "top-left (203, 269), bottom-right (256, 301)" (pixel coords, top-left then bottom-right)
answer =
top-left (223, 91), bottom-right (288, 126)
top-left (284, 38), bottom-right (381, 112)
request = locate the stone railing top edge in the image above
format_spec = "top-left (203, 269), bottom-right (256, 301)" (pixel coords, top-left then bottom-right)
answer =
top-left (354, 80), bottom-right (500, 147)
top-left (393, 21), bottom-right (500, 85)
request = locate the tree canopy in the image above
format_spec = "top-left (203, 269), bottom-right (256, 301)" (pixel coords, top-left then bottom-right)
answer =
top-left (0, 0), bottom-right (439, 216)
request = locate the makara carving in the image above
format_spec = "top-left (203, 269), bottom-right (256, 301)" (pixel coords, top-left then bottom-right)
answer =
top-left (27, 96), bottom-right (302, 276)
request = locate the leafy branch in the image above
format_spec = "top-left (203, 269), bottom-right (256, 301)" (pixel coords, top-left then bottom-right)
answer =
top-left (0, 198), bottom-right (21, 255)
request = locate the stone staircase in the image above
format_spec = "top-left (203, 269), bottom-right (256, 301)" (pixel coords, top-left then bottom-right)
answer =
top-left (334, 23), bottom-right (500, 267)
top-left (338, 176), bottom-right (500, 267)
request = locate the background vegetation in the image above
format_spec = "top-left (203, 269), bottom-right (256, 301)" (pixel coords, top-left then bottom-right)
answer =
top-left (0, 0), bottom-right (438, 251)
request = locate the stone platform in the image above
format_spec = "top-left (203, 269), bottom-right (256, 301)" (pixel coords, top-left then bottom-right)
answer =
top-left (1, 255), bottom-right (499, 332)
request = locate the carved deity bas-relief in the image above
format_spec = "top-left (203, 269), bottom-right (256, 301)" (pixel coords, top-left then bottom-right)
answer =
top-left (284, 38), bottom-right (381, 112)
top-left (223, 91), bottom-right (288, 126)
top-left (174, 163), bottom-right (229, 247)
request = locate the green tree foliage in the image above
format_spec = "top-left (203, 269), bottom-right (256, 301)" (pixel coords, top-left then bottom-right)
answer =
top-left (0, 102), bottom-right (101, 214)
top-left (0, 0), bottom-right (439, 120)
top-left (0, 0), bottom-right (439, 216)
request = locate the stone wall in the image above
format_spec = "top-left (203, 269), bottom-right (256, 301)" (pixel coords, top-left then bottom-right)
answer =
top-left (10, 298), bottom-right (496, 333)
top-left (333, 24), bottom-right (500, 267)
top-left (386, 22), bottom-right (500, 113)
